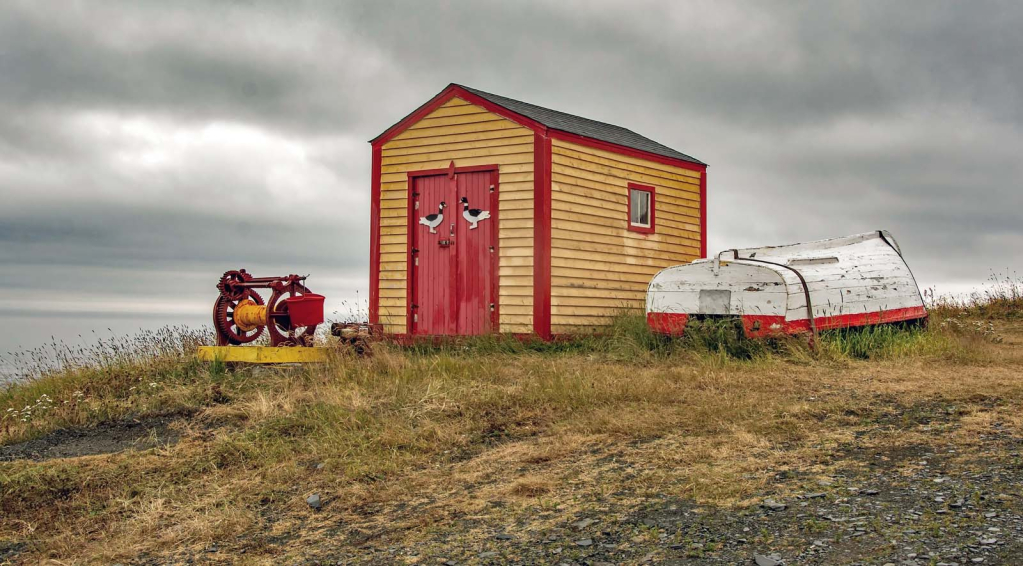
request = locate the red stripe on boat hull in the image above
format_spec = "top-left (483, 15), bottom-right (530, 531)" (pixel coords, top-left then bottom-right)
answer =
top-left (648, 306), bottom-right (928, 338)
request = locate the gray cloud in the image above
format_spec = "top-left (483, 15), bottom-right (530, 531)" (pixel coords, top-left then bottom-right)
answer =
top-left (0, 0), bottom-right (1020, 354)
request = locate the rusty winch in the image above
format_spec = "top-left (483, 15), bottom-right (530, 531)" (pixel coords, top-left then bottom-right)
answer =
top-left (213, 270), bottom-right (325, 347)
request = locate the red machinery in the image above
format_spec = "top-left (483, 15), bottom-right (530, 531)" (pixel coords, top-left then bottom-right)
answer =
top-left (213, 270), bottom-right (325, 347)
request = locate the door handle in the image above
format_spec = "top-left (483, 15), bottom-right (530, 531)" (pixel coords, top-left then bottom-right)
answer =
top-left (450, 223), bottom-right (455, 237)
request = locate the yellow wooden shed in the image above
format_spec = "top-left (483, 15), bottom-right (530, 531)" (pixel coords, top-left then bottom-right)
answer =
top-left (369, 84), bottom-right (706, 340)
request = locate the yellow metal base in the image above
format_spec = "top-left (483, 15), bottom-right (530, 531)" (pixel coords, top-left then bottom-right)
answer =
top-left (197, 346), bottom-right (330, 364)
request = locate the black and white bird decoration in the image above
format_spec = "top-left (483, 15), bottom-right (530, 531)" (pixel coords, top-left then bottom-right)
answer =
top-left (418, 202), bottom-right (446, 234)
top-left (460, 197), bottom-right (491, 229)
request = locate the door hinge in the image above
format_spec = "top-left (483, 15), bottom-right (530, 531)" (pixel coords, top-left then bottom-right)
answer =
top-left (490, 303), bottom-right (495, 311)
top-left (411, 303), bottom-right (419, 310)
top-left (489, 184), bottom-right (495, 192)
top-left (412, 248), bottom-right (419, 254)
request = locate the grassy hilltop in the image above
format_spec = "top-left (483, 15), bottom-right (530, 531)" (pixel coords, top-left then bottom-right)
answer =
top-left (1, 280), bottom-right (1022, 564)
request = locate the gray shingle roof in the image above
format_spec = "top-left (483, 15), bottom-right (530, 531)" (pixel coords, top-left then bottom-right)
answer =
top-left (456, 84), bottom-right (704, 166)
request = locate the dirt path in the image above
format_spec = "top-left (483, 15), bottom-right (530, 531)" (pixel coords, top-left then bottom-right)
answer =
top-left (0, 414), bottom-right (182, 461)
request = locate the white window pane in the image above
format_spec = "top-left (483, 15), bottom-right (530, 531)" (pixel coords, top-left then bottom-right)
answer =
top-left (630, 189), bottom-right (650, 227)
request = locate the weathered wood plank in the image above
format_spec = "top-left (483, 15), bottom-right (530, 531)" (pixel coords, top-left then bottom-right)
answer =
top-left (553, 138), bottom-right (701, 179)
top-left (383, 134), bottom-right (534, 158)
top-left (382, 144), bottom-right (533, 167)
top-left (552, 182), bottom-right (701, 217)
top-left (406, 112), bottom-right (506, 131)
top-left (383, 127), bottom-right (534, 150)
top-left (390, 118), bottom-right (526, 142)
top-left (552, 143), bottom-right (700, 184)
top-left (551, 157), bottom-right (699, 193)
top-left (551, 269), bottom-right (654, 285)
top-left (500, 323), bottom-right (534, 334)
top-left (551, 213), bottom-right (699, 241)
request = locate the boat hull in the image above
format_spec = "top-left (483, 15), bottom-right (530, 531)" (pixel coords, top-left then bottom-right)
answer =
top-left (646, 231), bottom-right (927, 337)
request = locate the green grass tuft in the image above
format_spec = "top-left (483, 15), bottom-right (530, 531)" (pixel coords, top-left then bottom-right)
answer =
top-left (814, 322), bottom-right (951, 360)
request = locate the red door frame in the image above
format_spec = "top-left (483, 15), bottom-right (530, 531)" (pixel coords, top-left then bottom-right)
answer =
top-left (406, 163), bottom-right (500, 336)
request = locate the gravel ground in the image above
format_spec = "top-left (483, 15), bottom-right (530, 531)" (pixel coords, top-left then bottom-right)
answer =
top-left (299, 403), bottom-right (1023, 565)
top-left (0, 414), bottom-right (182, 461)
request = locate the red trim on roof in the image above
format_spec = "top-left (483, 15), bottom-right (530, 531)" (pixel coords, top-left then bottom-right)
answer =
top-left (369, 86), bottom-right (705, 173)
top-left (548, 130), bottom-right (705, 172)
top-left (533, 132), bottom-right (552, 340)
top-left (369, 145), bottom-right (382, 324)
top-left (626, 183), bottom-right (656, 235)
top-left (371, 85), bottom-right (547, 148)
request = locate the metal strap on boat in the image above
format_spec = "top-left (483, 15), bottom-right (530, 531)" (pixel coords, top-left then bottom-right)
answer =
top-left (726, 250), bottom-right (818, 338)
top-left (877, 229), bottom-right (927, 310)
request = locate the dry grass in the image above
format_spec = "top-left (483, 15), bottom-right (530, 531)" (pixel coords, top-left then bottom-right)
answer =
top-left (1, 310), bottom-right (1021, 562)
top-left (925, 271), bottom-right (1023, 320)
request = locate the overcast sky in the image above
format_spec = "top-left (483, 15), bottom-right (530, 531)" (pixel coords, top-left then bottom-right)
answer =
top-left (1, 0), bottom-right (1021, 356)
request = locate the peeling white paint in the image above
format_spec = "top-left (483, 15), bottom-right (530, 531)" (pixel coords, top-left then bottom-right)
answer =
top-left (647, 230), bottom-right (926, 326)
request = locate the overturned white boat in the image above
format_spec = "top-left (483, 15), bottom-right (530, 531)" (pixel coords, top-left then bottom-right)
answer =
top-left (647, 231), bottom-right (927, 337)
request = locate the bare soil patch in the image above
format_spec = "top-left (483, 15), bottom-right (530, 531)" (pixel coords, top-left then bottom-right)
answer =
top-left (0, 414), bottom-right (183, 461)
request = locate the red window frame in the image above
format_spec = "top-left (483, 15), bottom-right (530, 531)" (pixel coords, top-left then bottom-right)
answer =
top-left (627, 183), bottom-right (655, 234)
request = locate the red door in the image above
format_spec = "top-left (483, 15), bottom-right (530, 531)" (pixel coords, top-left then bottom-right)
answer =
top-left (411, 169), bottom-right (496, 335)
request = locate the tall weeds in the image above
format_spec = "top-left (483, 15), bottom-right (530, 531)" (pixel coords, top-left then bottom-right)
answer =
top-left (925, 271), bottom-right (1023, 319)
top-left (1, 326), bottom-right (214, 442)
top-left (2, 325), bottom-right (212, 381)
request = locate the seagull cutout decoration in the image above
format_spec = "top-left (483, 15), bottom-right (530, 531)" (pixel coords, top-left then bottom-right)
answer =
top-left (460, 197), bottom-right (491, 229)
top-left (418, 202), bottom-right (446, 234)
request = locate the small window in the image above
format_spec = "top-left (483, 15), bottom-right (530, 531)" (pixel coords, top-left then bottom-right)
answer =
top-left (628, 183), bottom-right (655, 234)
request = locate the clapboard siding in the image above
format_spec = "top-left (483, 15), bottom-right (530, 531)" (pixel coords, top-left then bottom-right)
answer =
top-left (550, 139), bottom-right (702, 333)
top-left (377, 97), bottom-right (534, 334)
